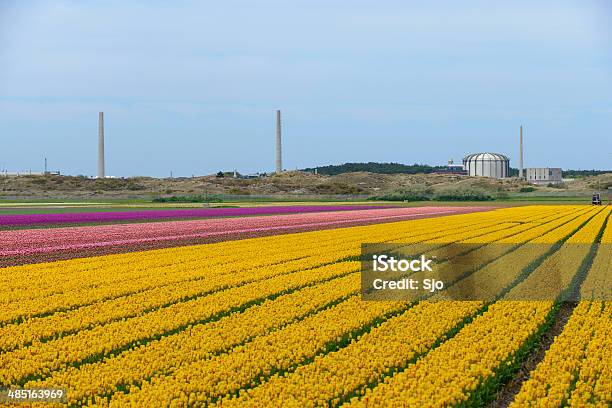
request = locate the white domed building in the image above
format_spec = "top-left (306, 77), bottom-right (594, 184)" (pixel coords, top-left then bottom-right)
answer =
top-left (462, 153), bottom-right (510, 179)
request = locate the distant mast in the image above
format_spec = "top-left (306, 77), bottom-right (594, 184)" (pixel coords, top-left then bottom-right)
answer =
top-left (275, 110), bottom-right (282, 174)
top-left (519, 125), bottom-right (524, 179)
top-left (98, 112), bottom-right (105, 178)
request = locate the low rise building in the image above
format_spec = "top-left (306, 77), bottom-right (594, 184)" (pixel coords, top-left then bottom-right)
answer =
top-left (526, 167), bottom-right (562, 185)
top-left (434, 159), bottom-right (467, 175)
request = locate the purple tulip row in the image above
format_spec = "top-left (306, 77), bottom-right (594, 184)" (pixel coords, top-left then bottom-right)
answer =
top-left (0, 205), bottom-right (390, 226)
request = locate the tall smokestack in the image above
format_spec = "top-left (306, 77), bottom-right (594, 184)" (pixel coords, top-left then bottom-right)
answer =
top-left (519, 125), bottom-right (524, 179)
top-left (275, 110), bottom-right (282, 174)
top-left (98, 112), bottom-right (105, 178)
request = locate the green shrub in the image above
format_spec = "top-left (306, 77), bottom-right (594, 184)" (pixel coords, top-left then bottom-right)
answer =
top-left (369, 185), bottom-right (432, 201)
top-left (496, 191), bottom-right (510, 200)
top-left (152, 194), bottom-right (223, 203)
top-left (519, 186), bottom-right (536, 193)
top-left (126, 183), bottom-right (145, 191)
top-left (433, 187), bottom-right (494, 201)
top-left (228, 188), bottom-right (251, 195)
top-left (547, 182), bottom-right (567, 189)
top-left (371, 193), bottom-right (430, 202)
top-left (314, 183), bottom-right (365, 195)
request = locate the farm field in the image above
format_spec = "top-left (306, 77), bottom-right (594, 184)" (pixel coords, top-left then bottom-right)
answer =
top-left (0, 206), bottom-right (486, 266)
top-left (0, 204), bottom-right (610, 407)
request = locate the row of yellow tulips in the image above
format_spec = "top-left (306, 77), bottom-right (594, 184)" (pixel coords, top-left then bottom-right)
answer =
top-left (580, 212), bottom-right (612, 300)
top-left (567, 302), bottom-right (611, 407)
top-left (510, 301), bottom-right (607, 407)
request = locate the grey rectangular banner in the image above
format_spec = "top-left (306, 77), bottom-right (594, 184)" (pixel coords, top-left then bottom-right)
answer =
top-left (360, 243), bottom-right (610, 301)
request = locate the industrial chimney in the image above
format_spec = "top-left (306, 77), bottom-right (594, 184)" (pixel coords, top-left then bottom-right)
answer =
top-left (275, 110), bottom-right (282, 174)
top-left (98, 112), bottom-right (105, 178)
top-left (519, 125), bottom-right (524, 179)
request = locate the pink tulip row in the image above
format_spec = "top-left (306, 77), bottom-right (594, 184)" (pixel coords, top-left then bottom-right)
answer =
top-left (0, 207), bottom-right (491, 259)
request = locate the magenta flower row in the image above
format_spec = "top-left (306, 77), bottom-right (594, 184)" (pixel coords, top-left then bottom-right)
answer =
top-left (0, 205), bottom-right (389, 226)
top-left (0, 207), bottom-right (486, 257)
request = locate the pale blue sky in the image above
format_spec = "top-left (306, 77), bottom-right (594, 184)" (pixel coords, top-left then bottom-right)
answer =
top-left (1, 0), bottom-right (611, 177)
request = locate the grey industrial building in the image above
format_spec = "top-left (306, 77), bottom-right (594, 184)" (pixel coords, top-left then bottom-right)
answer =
top-left (526, 168), bottom-right (563, 185)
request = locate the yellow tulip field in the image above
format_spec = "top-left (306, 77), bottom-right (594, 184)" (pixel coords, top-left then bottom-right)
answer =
top-left (0, 205), bottom-right (610, 407)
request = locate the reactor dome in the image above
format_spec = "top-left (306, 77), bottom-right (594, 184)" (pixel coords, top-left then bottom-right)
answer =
top-left (463, 153), bottom-right (510, 179)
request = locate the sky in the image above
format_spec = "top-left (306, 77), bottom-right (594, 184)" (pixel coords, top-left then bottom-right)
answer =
top-left (0, 0), bottom-right (611, 177)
